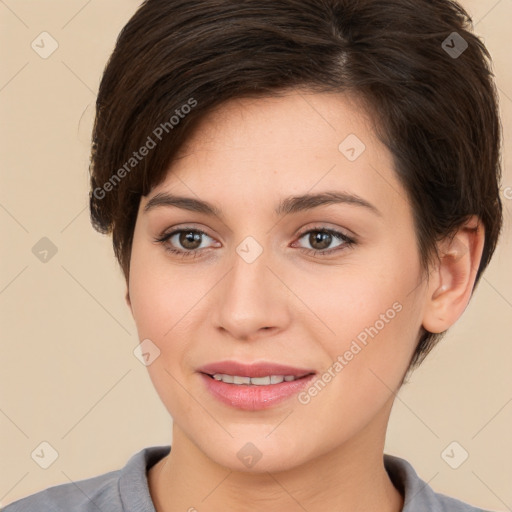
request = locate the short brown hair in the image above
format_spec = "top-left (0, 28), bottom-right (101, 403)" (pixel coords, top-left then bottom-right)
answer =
top-left (89, 0), bottom-right (502, 370)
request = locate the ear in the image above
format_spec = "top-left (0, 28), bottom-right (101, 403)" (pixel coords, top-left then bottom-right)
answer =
top-left (422, 215), bottom-right (485, 334)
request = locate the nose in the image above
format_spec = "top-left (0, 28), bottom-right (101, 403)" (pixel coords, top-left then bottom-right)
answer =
top-left (211, 246), bottom-right (291, 342)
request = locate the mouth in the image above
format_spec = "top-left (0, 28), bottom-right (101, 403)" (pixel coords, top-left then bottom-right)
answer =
top-left (197, 360), bottom-right (316, 410)
top-left (201, 373), bottom-right (313, 385)
top-left (197, 360), bottom-right (315, 379)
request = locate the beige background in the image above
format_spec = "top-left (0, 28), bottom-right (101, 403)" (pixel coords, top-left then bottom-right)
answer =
top-left (0, 0), bottom-right (511, 509)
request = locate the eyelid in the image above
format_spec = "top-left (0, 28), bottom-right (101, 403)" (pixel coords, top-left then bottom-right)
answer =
top-left (156, 221), bottom-right (214, 238)
top-left (295, 223), bottom-right (355, 240)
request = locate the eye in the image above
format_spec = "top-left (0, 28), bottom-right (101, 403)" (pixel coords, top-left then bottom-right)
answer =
top-left (154, 225), bottom-right (355, 259)
top-left (154, 227), bottom-right (218, 258)
top-left (293, 226), bottom-right (355, 256)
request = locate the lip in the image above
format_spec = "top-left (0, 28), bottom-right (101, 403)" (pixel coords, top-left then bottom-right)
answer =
top-left (197, 360), bottom-right (315, 378)
top-left (197, 360), bottom-right (316, 411)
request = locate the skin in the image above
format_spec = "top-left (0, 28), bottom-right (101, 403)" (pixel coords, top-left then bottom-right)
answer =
top-left (126, 90), bottom-right (484, 512)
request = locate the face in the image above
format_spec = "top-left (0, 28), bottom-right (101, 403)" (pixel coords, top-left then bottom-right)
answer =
top-left (128, 91), bottom-right (427, 473)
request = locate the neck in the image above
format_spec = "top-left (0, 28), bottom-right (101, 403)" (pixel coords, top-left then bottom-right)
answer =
top-left (148, 406), bottom-right (403, 512)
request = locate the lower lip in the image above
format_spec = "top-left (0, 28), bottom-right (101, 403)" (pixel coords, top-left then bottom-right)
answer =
top-left (199, 373), bottom-right (316, 411)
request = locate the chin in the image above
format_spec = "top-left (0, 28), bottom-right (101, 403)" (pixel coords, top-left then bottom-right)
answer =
top-left (192, 429), bottom-right (314, 474)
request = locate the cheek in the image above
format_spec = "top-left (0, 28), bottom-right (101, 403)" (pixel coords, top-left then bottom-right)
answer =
top-left (128, 239), bottom-right (224, 385)
top-left (128, 234), bottom-right (204, 339)
top-left (289, 265), bottom-right (422, 446)
top-left (128, 247), bottom-right (201, 415)
top-left (295, 256), bottom-right (419, 348)
top-left (295, 249), bottom-right (423, 389)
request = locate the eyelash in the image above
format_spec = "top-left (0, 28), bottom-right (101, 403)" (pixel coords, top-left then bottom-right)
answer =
top-left (154, 225), bottom-right (355, 259)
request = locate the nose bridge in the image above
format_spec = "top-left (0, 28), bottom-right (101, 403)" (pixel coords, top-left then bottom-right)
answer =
top-left (212, 238), bottom-right (289, 339)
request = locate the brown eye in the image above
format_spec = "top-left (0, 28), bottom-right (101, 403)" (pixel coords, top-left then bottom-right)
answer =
top-left (308, 231), bottom-right (333, 250)
top-left (179, 230), bottom-right (203, 250)
top-left (154, 227), bottom-right (217, 258)
top-left (294, 227), bottom-right (355, 256)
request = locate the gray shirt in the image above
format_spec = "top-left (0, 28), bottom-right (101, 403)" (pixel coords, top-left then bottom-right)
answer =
top-left (1, 445), bottom-right (492, 511)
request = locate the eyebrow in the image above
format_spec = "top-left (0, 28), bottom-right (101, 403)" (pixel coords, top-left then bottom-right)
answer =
top-left (144, 191), bottom-right (381, 217)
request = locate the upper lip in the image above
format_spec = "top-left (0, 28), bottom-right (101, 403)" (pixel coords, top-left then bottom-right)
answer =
top-left (197, 360), bottom-right (315, 378)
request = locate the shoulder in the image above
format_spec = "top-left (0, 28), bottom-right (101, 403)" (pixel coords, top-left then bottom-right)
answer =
top-left (1, 445), bottom-right (171, 512)
top-left (384, 454), bottom-right (493, 512)
top-left (1, 470), bottom-right (121, 512)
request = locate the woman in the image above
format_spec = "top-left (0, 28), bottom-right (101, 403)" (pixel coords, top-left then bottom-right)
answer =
top-left (4, 0), bottom-right (502, 510)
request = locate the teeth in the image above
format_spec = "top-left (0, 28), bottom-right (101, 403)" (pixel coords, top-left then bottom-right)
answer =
top-left (212, 374), bottom-right (298, 385)
top-left (250, 376), bottom-right (272, 385)
top-left (233, 375), bottom-right (251, 385)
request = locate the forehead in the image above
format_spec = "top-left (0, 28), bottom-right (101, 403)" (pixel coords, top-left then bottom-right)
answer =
top-left (178, 91), bottom-right (375, 155)
top-left (145, 91), bottom-right (410, 221)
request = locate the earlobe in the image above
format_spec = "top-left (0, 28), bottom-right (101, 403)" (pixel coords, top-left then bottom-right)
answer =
top-left (422, 216), bottom-right (484, 334)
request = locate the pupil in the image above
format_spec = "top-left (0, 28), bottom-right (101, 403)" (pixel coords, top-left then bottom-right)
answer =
top-left (310, 231), bottom-right (331, 250)
top-left (181, 231), bottom-right (201, 249)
